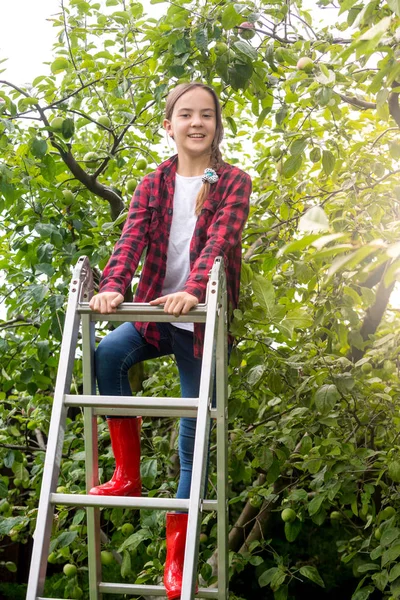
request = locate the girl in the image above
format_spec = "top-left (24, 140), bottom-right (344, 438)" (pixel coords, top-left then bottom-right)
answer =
top-left (89, 81), bottom-right (252, 599)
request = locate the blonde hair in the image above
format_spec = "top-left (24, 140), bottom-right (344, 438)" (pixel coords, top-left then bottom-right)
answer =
top-left (165, 82), bottom-right (224, 216)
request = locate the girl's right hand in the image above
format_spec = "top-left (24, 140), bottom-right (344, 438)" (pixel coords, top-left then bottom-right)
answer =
top-left (89, 292), bottom-right (124, 314)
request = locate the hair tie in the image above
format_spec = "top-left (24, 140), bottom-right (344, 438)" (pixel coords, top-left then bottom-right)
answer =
top-left (202, 168), bottom-right (219, 184)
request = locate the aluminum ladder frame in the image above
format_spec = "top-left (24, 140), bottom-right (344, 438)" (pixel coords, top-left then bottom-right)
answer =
top-left (26, 255), bottom-right (229, 600)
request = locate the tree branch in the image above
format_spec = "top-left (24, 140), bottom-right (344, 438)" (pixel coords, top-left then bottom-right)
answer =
top-left (338, 93), bottom-right (376, 110)
top-left (350, 265), bottom-right (396, 362)
top-left (389, 80), bottom-right (400, 127)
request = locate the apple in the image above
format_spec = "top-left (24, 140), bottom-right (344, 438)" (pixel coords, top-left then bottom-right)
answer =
top-left (136, 158), bottom-right (147, 170)
top-left (270, 144), bottom-right (282, 159)
top-left (199, 533), bottom-right (208, 543)
top-left (126, 178), bottom-right (137, 194)
top-left (238, 22), bottom-right (256, 40)
top-left (361, 362), bottom-right (372, 374)
top-left (121, 523), bottom-right (134, 536)
top-left (281, 508), bottom-right (296, 522)
top-left (63, 563), bottom-right (77, 577)
top-left (52, 117), bottom-right (64, 131)
top-left (296, 57), bottom-right (314, 72)
top-left (98, 115), bottom-right (111, 128)
top-left (101, 550), bottom-right (114, 566)
top-left (214, 42), bottom-right (228, 56)
top-left (330, 511), bottom-right (341, 521)
top-left (62, 190), bottom-right (75, 206)
top-left (84, 152), bottom-right (100, 168)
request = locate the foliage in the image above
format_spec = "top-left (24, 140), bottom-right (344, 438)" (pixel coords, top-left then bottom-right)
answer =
top-left (1, 0), bottom-right (400, 597)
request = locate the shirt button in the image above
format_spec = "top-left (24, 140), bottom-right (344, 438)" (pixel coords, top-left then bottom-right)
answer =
top-left (168, 208), bottom-right (172, 215)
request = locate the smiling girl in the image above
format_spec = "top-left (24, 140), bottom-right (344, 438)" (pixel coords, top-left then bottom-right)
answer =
top-left (89, 82), bottom-right (252, 599)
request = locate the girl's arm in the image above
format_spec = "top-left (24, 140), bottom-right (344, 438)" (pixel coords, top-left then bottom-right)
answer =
top-left (182, 170), bottom-right (252, 300)
top-left (98, 176), bottom-right (151, 296)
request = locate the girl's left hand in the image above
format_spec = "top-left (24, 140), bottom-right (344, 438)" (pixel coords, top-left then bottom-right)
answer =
top-left (149, 292), bottom-right (199, 317)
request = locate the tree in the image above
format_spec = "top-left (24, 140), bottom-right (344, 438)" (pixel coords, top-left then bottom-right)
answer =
top-left (1, 0), bottom-right (400, 598)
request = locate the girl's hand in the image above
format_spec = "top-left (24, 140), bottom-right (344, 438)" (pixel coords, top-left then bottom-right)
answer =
top-left (89, 292), bottom-right (124, 314)
top-left (149, 292), bottom-right (199, 317)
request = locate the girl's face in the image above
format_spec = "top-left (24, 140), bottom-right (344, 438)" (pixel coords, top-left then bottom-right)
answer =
top-left (164, 88), bottom-right (217, 156)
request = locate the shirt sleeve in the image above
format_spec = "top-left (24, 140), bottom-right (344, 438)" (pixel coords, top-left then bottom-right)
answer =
top-left (99, 176), bottom-right (151, 295)
top-left (182, 170), bottom-right (252, 300)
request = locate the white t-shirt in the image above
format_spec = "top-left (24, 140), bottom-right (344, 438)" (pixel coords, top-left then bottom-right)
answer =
top-left (162, 172), bottom-right (203, 332)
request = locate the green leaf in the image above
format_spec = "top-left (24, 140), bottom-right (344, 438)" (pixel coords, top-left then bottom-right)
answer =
top-left (315, 384), bottom-right (340, 414)
top-left (359, 16), bottom-right (392, 41)
top-left (299, 566), bottom-right (325, 588)
top-left (118, 528), bottom-right (151, 553)
top-left (0, 517), bottom-right (26, 535)
top-left (387, 0), bottom-right (400, 16)
top-left (299, 206), bottom-right (329, 233)
top-left (62, 118), bottom-right (75, 139)
top-left (389, 563), bottom-right (400, 582)
top-left (351, 589), bottom-right (374, 600)
top-left (55, 530), bottom-right (78, 549)
top-left (282, 154), bottom-right (302, 178)
top-left (284, 520), bottom-right (302, 542)
top-left (233, 41), bottom-right (258, 61)
top-left (290, 137), bottom-right (308, 156)
top-left (252, 274), bottom-right (275, 314)
top-left (121, 549), bottom-right (131, 578)
top-left (51, 57), bottom-right (70, 73)
top-left (221, 5), bottom-right (242, 29)
top-left (30, 138), bottom-right (48, 159)
top-left (372, 570), bottom-right (389, 591)
top-left (308, 494), bottom-right (325, 516)
top-left (247, 364), bottom-right (265, 386)
top-left (381, 527), bottom-right (400, 547)
top-left (322, 150), bottom-right (335, 175)
top-left (274, 585), bottom-right (288, 600)
top-left (382, 543), bottom-right (400, 567)
top-left (140, 458), bottom-right (157, 489)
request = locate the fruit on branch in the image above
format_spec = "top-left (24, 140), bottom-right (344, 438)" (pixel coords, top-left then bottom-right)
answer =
top-left (238, 22), bottom-right (256, 40)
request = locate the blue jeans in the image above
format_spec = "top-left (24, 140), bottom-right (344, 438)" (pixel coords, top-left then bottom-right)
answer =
top-left (95, 322), bottom-right (220, 499)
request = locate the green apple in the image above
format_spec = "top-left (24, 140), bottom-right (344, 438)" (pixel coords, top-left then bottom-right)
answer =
top-left (121, 523), bottom-right (134, 536)
top-left (52, 117), bottom-right (64, 131)
top-left (63, 563), bottom-right (77, 577)
top-left (281, 508), bottom-right (296, 523)
top-left (101, 550), bottom-right (114, 566)
top-left (238, 22), bottom-right (256, 40)
top-left (136, 158), bottom-right (147, 170)
top-left (62, 190), bottom-right (75, 206)
top-left (126, 178), bottom-right (137, 194)
top-left (98, 115), bottom-right (111, 128)
top-left (296, 57), bottom-right (314, 72)
top-left (84, 152), bottom-right (100, 168)
top-left (214, 42), bottom-right (228, 56)
top-left (270, 144), bottom-right (282, 159)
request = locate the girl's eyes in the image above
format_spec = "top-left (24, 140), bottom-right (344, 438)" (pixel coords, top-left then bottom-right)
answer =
top-left (181, 114), bottom-right (212, 117)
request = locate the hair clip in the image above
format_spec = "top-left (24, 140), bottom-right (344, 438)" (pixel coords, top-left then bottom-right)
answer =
top-left (202, 168), bottom-right (219, 184)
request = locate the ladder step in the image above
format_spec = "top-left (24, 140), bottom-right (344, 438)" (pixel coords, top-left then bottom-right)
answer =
top-left (65, 395), bottom-right (205, 419)
top-left (51, 493), bottom-right (218, 512)
top-left (78, 302), bottom-right (207, 323)
top-left (99, 582), bottom-right (219, 597)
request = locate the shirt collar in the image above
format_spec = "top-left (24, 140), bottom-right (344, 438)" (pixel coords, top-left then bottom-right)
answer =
top-left (157, 153), bottom-right (227, 185)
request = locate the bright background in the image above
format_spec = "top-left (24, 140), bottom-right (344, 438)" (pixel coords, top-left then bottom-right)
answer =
top-left (1, 1), bottom-right (399, 310)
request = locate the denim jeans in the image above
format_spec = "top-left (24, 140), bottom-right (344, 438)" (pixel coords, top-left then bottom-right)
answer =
top-left (95, 322), bottom-right (222, 499)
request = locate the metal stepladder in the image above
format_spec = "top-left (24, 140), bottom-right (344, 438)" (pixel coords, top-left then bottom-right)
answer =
top-left (26, 255), bottom-right (229, 600)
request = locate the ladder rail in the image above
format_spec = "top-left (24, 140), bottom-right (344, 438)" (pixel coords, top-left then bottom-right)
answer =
top-left (181, 257), bottom-right (224, 600)
top-left (216, 273), bottom-right (229, 600)
top-left (26, 257), bottom-right (91, 600)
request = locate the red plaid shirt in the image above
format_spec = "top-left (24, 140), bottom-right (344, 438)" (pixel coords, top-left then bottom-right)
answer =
top-left (99, 154), bottom-right (252, 357)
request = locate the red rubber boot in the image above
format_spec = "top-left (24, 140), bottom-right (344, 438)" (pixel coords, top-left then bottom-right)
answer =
top-left (89, 417), bottom-right (141, 496)
top-left (164, 513), bottom-right (198, 600)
